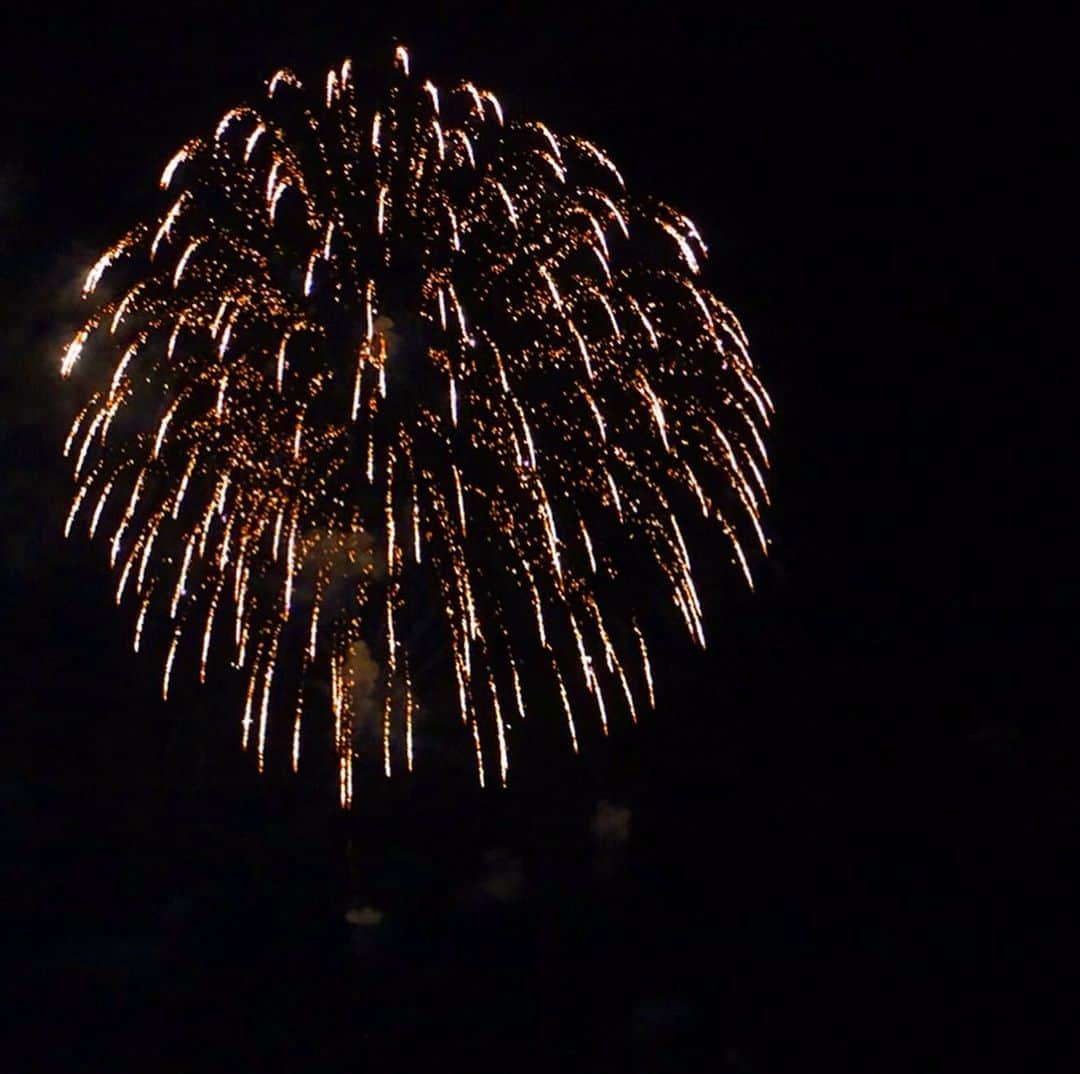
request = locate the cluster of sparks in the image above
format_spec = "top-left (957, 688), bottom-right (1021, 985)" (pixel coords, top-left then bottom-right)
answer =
top-left (61, 47), bottom-right (772, 805)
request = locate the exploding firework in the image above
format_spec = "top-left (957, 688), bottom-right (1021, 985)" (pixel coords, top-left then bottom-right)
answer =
top-left (61, 46), bottom-right (772, 804)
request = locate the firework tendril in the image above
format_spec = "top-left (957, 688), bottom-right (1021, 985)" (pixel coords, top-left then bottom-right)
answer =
top-left (61, 47), bottom-right (772, 804)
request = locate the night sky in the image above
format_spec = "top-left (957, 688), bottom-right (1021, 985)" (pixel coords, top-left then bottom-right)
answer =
top-left (2, 6), bottom-right (1070, 1070)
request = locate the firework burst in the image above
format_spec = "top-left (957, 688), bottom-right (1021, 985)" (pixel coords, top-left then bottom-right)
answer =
top-left (61, 46), bottom-right (772, 804)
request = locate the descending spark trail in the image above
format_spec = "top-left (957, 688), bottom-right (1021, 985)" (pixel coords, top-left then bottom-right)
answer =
top-left (61, 46), bottom-right (772, 804)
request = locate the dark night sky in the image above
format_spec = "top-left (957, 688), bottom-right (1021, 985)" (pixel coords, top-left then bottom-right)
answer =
top-left (1, 5), bottom-right (1071, 1070)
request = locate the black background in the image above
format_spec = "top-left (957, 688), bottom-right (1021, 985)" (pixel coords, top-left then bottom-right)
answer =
top-left (1, 5), bottom-right (1071, 1070)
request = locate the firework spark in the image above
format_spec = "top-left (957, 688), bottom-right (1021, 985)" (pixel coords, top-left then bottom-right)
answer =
top-left (61, 46), bottom-right (772, 803)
